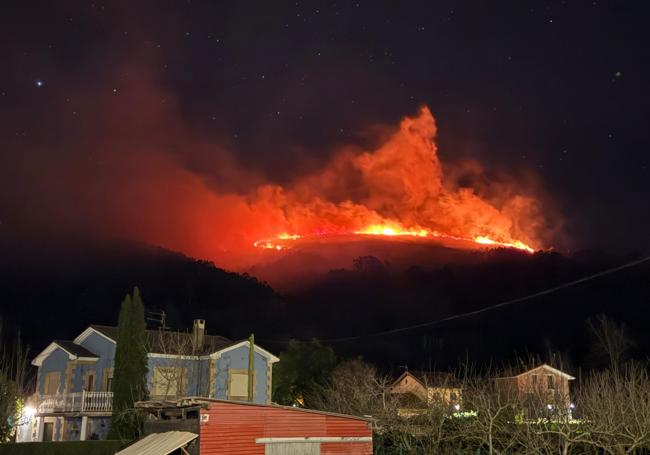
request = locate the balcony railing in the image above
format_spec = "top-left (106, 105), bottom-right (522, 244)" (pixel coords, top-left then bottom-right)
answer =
top-left (36, 391), bottom-right (113, 414)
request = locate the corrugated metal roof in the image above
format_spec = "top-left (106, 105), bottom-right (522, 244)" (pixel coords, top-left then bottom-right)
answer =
top-left (116, 431), bottom-right (197, 455)
top-left (137, 397), bottom-right (372, 422)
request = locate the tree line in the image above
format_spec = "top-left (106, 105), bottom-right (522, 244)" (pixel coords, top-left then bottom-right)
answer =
top-left (272, 316), bottom-right (650, 454)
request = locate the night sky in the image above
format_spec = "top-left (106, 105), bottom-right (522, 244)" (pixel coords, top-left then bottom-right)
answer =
top-left (2, 1), bottom-right (649, 264)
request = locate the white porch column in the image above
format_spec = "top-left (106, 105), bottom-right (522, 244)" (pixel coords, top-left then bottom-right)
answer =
top-left (36, 417), bottom-right (45, 442)
top-left (80, 416), bottom-right (88, 441)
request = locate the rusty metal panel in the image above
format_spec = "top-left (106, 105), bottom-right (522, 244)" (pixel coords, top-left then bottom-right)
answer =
top-left (199, 401), bottom-right (372, 455)
top-left (321, 442), bottom-right (372, 455)
top-left (265, 442), bottom-right (320, 455)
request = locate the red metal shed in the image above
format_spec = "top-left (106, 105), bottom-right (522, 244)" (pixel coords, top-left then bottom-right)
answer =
top-left (198, 400), bottom-right (373, 455)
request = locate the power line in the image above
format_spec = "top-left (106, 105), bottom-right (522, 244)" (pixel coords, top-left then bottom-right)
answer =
top-left (262, 254), bottom-right (650, 345)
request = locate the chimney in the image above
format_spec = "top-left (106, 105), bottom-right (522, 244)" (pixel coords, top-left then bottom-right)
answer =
top-left (192, 319), bottom-right (205, 353)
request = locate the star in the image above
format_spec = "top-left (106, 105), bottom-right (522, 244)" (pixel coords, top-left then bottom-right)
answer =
top-left (35, 80), bottom-right (44, 87)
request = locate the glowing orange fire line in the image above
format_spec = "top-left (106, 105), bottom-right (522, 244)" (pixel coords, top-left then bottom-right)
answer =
top-left (253, 225), bottom-right (535, 253)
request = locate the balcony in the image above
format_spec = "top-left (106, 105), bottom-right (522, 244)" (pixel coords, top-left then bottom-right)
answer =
top-left (36, 391), bottom-right (113, 414)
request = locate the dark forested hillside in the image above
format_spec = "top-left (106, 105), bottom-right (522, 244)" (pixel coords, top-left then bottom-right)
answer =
top-left (1, 237), bottom-right (648, 374)
top-left (279, 248), bottom-right (650, 373)
top-left (0, 238), bottom-right (285, 351)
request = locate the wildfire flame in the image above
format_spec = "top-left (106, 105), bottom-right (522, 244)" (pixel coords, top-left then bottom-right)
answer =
top-left (251, 107), bottom-right (544, 256)
top-left (254, 227), bottom-right (535, 253)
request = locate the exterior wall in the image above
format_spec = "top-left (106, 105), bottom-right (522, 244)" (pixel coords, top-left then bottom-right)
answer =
top-left (68, 360), bottom-right (98, 393)
top-left (213, 346), bottom-right (270, 404)
top-left (86, 416), bottom-right (111, 440)
top-left (62, 417), bottom-right (82, 441)
top-left (54, 416), bottom-right (63, 441)
top-left (516, 368), bottom-right (571, 403)
top-left (199, 401), bottom-right (372, 455)
top-left (77, 331), bottom-right (116, 391)
top-left (496, 367), bottom-right (572, 406)
top-left (15, 417), bottom-right (36, 442)
top-left (37, 348), bottom-right (69, 395)
top-left (391, 373), bottom-right (427, 401)
top-left (36, 336), bottom-right (273, 404)
top-left (147, 356), bottom-right (204, 397)
top-left (37, 332), bottom-right (115, 395)
top-left (426, 386), bottom-right (462, 405)
top-left (33, 326), bottom-right (276, 447)
top-left (391, 373), bottom-right (461, 411)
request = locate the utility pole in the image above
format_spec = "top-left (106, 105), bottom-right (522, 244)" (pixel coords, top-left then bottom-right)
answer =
top-left (248, 333), bottom-right (255, 402)
top-left (145, 309), bottom-right (168, 330)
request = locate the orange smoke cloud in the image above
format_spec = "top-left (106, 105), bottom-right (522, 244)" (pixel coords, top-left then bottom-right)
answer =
top-left (6, 76), bottom-right (550, 268)
top-left (243, 107), bottom-right (546, 256)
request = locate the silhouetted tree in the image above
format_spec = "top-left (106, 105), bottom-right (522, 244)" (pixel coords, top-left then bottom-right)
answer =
top-left (272, 339), bottom-right (336, 407)
top-left (588, 313), bottom-right (635, 372)
top-left (0, 326), bottom-right (28, 442)
top-left (109, 287), bottom-right (148, 441)
top-left (352, 256), bottom-right (386, 273)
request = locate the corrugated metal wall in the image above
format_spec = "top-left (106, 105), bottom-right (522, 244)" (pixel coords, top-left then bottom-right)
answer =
top-left (265, 443), bottom-right (319, 455)
top-left (199, 401), bottom-right (372, 455)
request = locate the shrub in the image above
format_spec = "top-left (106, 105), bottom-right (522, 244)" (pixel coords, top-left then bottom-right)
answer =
top-left (0, 440), bottom-right (124, 455)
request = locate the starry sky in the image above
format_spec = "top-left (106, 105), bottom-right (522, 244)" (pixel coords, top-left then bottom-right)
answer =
top-left (1, 0), bottom-right (649, 259)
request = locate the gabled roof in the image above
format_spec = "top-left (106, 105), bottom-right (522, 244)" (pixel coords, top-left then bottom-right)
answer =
top-left (53, 340), bottom-right (99, 358)
top-left (136, 397), bottom-right (373, 422)
top-left (497, 363), bottom-right (575, 380)
top-left (76, 324), bottom-right (232, 355)
top-left (74, 325), bottom-right (278, 361)
top-left (209, 339), bottom-right (280, 363)
top-left (32, 341), bottom-right (99, 366)
top-left (392, 370), bottom-right (462, 390)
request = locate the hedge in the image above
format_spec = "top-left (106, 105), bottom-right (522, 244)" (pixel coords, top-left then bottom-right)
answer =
top-left (0, 440), bottom-right (124, 455)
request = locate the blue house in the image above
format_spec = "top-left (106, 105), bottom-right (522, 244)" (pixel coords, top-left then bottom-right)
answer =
top-left (20, 320), bottom-right (279, 442)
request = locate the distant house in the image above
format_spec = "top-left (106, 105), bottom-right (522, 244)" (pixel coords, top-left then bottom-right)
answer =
top-left (18, 320), bottom-right (279, 442)
top-left (390, 371), bottom-right (462, 416)
top-left (495, 363), bottom-right (575, 411)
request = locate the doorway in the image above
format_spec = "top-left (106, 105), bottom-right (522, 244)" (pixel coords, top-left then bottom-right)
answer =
top-left (42, 422), bottom-right (54, 441)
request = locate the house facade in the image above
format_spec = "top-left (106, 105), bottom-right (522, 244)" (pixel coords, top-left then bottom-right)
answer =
top-left (18, 320), bottom-right (279, 442)
top-left (495, 364), bottom-right (575, 412)
top-left (390, 371), bottom-right (462, 416)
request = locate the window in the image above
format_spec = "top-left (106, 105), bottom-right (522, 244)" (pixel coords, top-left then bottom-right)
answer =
top-left (152, 367), bottom-right (187, 397)
top-left (85, 372), bottom-right (95, 391)
top-left (531, 374), bottom-right (539, 385)
top-left (228, 369), bottom-right (255, 400)
top-left (547, 375), bottom-right (555, 389)
top-left (104, 368), bottom-right (114, 392)
top-left (44, 372), bottom-right (60, 395)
